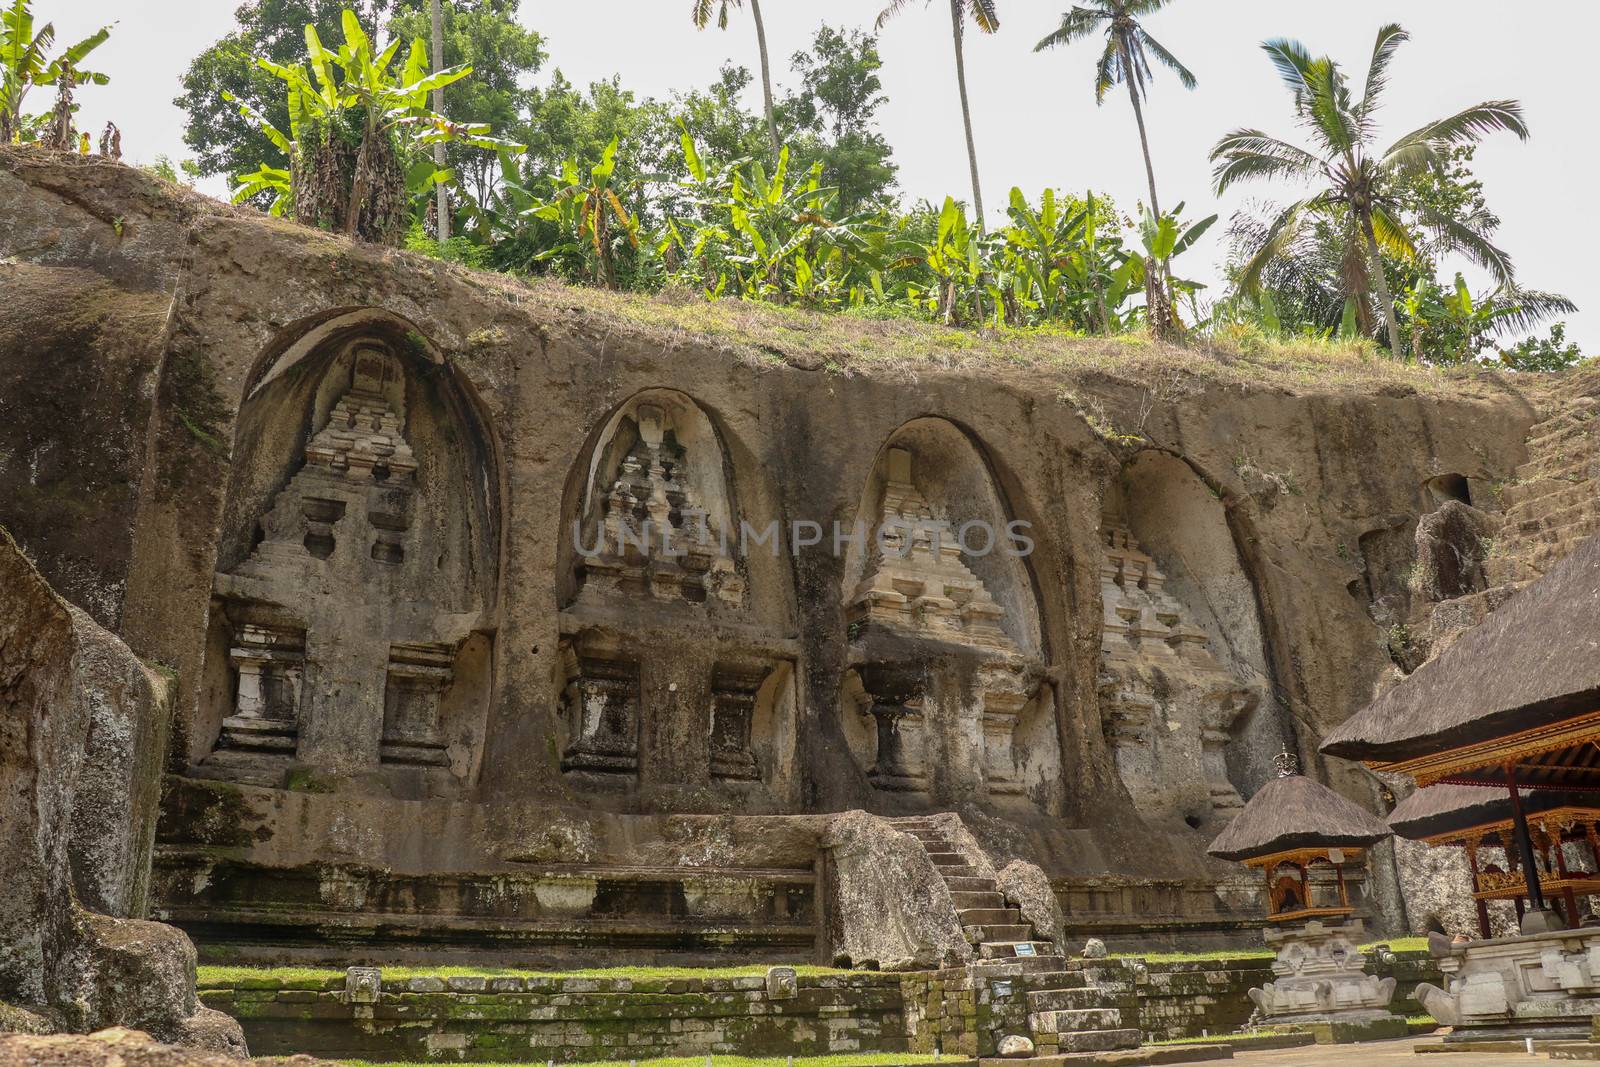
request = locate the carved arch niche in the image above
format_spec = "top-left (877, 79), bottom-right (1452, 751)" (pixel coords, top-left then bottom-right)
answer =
top-left (1098, 450), bottom-right (1282, 832)
top-left (838, 418), bottom-right (1060, 811)
top-left (554, 390), bottom-right (798, 807)
top-left (194, 311), bottom-right (500, 794)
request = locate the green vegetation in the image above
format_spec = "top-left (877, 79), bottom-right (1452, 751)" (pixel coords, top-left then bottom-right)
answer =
top-left (0, 0), bottom-right (111, 146)
top-left (4, 0), bottom-right (1588, 368)
top-left (338, 1057), bottom-right (938, 1067)
top-left (197, 963), bottom-right (849, 987)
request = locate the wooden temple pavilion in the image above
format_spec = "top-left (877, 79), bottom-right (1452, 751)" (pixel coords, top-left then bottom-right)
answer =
top-left (1208, 754), bottom-right (1392, 923)
top-left (1323, 532), bottom-right (1600, 927)
top-left (1388, 784), bottom-right (1600, 936)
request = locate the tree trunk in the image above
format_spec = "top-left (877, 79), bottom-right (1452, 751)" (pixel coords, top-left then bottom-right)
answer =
top-left (1120, 33), bottom-right (1175, 337)
top-left (1360, 209), bottom-right (1405, 360)
top-left (948, 0), bottom-right (986, 229)
top-left (431, 0), bottom-right (450, 243)
top-left (749, 0), bottom-right (781, 165)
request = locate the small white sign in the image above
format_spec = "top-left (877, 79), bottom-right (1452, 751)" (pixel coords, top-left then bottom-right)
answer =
top-left (1014, 943), bottom-right (1036, 958)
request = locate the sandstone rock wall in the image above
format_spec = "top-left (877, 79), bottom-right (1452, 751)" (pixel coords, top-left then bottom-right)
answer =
top-left (0, 528), bottom-right (242, 1053)
top-left (0, 151), bottom-right (1565, 950)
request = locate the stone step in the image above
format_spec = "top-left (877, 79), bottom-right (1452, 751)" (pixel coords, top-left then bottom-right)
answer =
top-left (1526, 408), bottom-right (1598, 449)
top-left (979, 940), bottom-right (1055, 959)
top-left (927, 851), bottom-right (967, 865)
top-left (1503, 479), bottom-right (1594, 525)
top-left (1026, 986), bottom-right (1107, 1012)
top-left (1510, 453), bottom-right (1593, 491)
top-left (1056, 1028), bottom-right (1144, 1053)
top-left (907, 830), bottom-right (954, 847)
top-left (951, 891), bottom-right (1006, 910)
top-left (957, 907), bottom-right (1021, 926)
top-left (935, 864), bottom-right (986, 879)
top-left (1031, 1008), bottom-right (1125, 1034)
top-left (965, 923), bottom-right (1035, 944)
top-left (971, 956), bottom-right (1071, 975)
top-left (980, 1046), bottom-right (1225, 1067)
top-left (944, 875), bottom-right (998, 893)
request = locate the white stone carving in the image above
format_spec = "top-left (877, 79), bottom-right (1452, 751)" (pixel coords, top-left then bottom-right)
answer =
top-left (1248, 919), bottom-right (1400, 1025)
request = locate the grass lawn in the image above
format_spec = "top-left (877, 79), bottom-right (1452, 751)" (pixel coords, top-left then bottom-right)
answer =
top-left (336, 1056), bottom-right (941, 1067)
top-left (197, 963), bottom-right (850, 987)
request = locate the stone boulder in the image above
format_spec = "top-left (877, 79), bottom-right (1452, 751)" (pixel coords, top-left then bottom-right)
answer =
top-left (0, 529), bottom-right (242, 1055)
top-left (1413, 501), bottom-right (1492, 605)
top-left (995, 860), bottom-right (1065, 950)
top-left (822, 811), bottom-right (972, 971)
top-left (0, 1027), bottom-right (320, 1066)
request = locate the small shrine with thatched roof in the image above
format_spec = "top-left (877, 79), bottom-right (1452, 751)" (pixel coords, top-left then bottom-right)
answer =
top-left (1324, 533), bottom-right (1600, 1043)
top-left (1207, 751), bottom-right (1406, 1042)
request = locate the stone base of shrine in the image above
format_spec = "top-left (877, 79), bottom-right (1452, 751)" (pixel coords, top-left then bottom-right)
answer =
top-left (1277, 1012), bottom-right (1409, 1044)
top-left (1415, 928), bottom-right (1600, 1043)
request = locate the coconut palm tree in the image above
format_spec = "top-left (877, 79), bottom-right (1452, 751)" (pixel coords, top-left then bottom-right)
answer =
top-left (692, 0), bottom-right (780, 165)
top-left (1035, 1), bottom-right (1193, 222)
top-left (1211, 24), bottom-right (1528, 360)
top-left (877, 0), bottom-right (999, 227)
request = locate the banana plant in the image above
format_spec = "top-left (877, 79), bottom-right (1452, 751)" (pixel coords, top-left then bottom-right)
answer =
top-left (225, 7), bottom-right (518, 243)
top-left (0, 0), bottom-right (110, 145)
top-left (918, 196), bottom-right (1002, 327)
top-left (525, 136), bottom-right (641, 290)
top-left (1136, 202), bottom-right (1217, 334)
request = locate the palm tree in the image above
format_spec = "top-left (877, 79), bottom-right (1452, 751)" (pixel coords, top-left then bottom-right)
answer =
top-left (1211, 24), bottom-right (1528, 360)
top-left (1035, 1), bottom-right (1194, 222)
top-left (878, 0), bottom-right (999, 227)
top-left (692, 0), bottom-right (781, 165)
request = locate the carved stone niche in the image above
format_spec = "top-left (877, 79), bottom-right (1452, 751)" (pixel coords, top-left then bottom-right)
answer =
top-left (855, 662), bottom-right (929, 793)
top-left (558, 639), bottom-right (641, 775)
top-left (709, 662), bottom-right (771, 781)
top-left (1099, 522), bottom-right (1259, 821)
top-left (239, 344), bottom-right (419, 574)
top-left (380, 642), bottom-right (456, 767)
top-left (577, 402), bottom-right (743, 607)
top-left (216, 618), bottom-right (305, 758)
top-left (846, 448), bottom-right (1011, 651)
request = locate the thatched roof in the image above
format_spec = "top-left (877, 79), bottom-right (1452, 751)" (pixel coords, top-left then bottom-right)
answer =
top-left (1207, 773), bottom-right (1392, 862)
top-left (1387, 783), bottom-right (1598, 841)
top-left (1323, 533), bottom-right (1600, 764)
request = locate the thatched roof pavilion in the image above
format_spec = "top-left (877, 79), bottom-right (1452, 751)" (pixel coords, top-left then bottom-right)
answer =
top-left (1208, 762), bottom-right (1392, 923)
top-left (1385, 784), bottom-right (1579, 841)
top-left (1208, 770), bottom-right (1392, 863)
top-left (1325, 532), bottom-right (1600, 922)
top-left (1322, 534), bottom-right (1600, 788)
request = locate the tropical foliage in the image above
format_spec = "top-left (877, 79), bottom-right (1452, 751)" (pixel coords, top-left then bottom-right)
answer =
top-left (1210, 24), bottom-right (1534, 360)
top-left (0, 0), bottom-right (110, 145)
top-left (224, 8), bottom-right (519, 242)
top-left (5, 0), bottom-right (1583, 368)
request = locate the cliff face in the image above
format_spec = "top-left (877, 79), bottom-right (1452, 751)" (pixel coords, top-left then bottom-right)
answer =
top-left (0, 150), bottom-right (1564, 953)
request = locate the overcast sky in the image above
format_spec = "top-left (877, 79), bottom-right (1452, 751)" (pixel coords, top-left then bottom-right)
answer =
top-left (53, 0), bottom-right (1597, 352)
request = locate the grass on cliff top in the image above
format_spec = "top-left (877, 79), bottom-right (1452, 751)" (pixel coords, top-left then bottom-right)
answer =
top-left (494, 275), bottom-right (1525, 400)
top-left (340, 1057), bottom-right (939, 1067)
top-left (197, 963), bottom-right (848, 987)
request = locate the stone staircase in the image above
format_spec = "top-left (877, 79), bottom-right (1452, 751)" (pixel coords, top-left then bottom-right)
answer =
top-left (889, 816), bottom-right (1142, 1055)
top-left (1423, 380), bottom-right (1600, 649)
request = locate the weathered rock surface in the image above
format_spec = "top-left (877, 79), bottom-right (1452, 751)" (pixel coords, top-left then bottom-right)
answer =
top-left (996, 859), bottom-right (1065, 950)
top-left (0, 1028), bottom-right (314, 1067)
top-left (823, 811), bottom-right (971, 970)
top-left (0, 529), bottom-right (242, 1054)
top-left (2, 150), bottom-right (1589, 954)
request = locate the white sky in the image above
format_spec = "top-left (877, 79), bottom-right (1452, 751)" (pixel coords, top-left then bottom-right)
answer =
top-left (52, 0), bottom-right (1597, 352)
